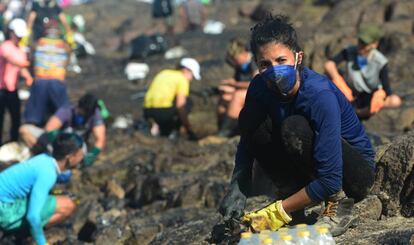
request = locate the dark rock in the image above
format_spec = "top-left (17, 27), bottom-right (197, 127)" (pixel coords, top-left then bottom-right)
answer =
top-left (372, 132), bottom-right (414, 216)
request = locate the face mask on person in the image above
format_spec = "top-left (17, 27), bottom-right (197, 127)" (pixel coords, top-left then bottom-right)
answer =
top-left (56, 170), bottom-right (72, 184)
top-left (262, 52), bottom-right (299, 96)
top-left (73, 114), bottom-right (85, 126)
top-left (357, 55), bottom-right (368, 69)
top-left (240, 61), bottom-right (251, 72)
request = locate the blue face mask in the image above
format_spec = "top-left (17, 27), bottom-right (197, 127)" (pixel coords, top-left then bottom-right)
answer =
top-left (357, 55), bottom-right (368, 69)
top-left (56, 170), bottom-right (72, 184)
top-left (73, 114), bottom-right (85, 126)
top-left (240, 61), bottom-right (251, 72)
top-left (262, 53), bottom-right (299, 96)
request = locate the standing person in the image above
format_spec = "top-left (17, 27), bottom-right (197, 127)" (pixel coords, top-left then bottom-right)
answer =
top-left (22, 0), bottom-right (74, 47)
top-left (0, 133), bottom-right (84, 245)
top-left (143, 58), bottom-right (200, 140)
top-left (0, 18), bottom-right (32, 145)
top-left (23, 19), bottom-right (71, 127)
top-left (20, 93), bottom-right (106, 168)
top-left (217, 38), bottom-right (258, 137)
top-left (219, 15), bottom-right (375, 236)
top-left (179, 0), bottom-right (206, 32)
top-left (324, 24), bottom-right (401, 119)
top-left (151, 0), bottom-right (174, 34)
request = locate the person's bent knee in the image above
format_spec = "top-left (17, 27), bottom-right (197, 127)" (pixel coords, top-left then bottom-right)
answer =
top-left (385, 95), bottom-right (402, 108)
top-left (56, 196), bottom-right (76, 218)
top-left (280, 115), bottom-right (314, 156)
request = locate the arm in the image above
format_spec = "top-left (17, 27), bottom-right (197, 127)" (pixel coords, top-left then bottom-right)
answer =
top-left (92, 124), bottom-right (105, 150)
top-left (26, 11), bottom-right (36, 33)
top-left (58, 12), bottom-right (72, 35)
top-left (1, 45), bottom-right (30, 67)
top-left (26, 169), bottom-right (56, 245)
top-left (45, 116), bottom-right (63, 132)
top-left (233, 81), bottom-right (250, 89)
top-left (20, 68), bottom-right (33, 86)
top-left (176, 94), bottom-right (193, 133)
top-left (324, 60), bottom-right (353, 102)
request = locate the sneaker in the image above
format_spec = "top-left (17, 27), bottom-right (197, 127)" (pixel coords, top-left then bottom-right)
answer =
top-left (315, 191), bottom-right (359, 237)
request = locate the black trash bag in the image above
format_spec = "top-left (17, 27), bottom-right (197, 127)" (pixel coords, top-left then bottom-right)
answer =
top-left (128, 34), bottom-right (168, 60)
top-left (152, 0), bottom-right (173, 18)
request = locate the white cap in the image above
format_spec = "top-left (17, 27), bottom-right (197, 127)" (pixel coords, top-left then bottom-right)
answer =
top-left (180, 58), bottom-right (201, 80)
top-left (9, 18), bottom-right (28, 38)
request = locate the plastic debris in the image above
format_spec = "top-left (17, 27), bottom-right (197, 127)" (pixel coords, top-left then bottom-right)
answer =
top-left (0, 142), bottom-right (31, 163)
top-left (203, 20), bottom-right (225, 35)
top-left (164, 46), bottom-right (188, 60)
top-left (18, 89), bottom-right (30, 101)
top-left (124, 63), bottom-right (149, 81)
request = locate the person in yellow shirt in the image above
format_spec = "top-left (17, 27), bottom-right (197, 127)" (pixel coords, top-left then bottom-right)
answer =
top-left (144, 58), bottom-right (201, 140)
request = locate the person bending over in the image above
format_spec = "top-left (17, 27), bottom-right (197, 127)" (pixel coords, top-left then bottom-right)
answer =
top-left (0, 133), bottom-right (85, 245)
top-left (20, 93), bottom-right (106, 169)
top-left (143, 58), bottom-right (201, 140)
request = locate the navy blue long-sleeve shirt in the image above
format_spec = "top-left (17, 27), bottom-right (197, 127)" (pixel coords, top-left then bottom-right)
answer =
top-left (236, 67), bottom-right (375, 202)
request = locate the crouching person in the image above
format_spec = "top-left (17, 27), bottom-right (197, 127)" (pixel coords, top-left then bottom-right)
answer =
top-left (20, 93), bottom-right (106, 168)
top-left (0, 133), bottom-right (84, 245)
top-left (219, 15), bottom-right (376, 237)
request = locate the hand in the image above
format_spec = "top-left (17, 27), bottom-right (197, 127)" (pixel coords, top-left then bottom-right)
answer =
top-left (66, 31), bottom-right (77, 49)
top-left (81, 147), bottom-right (101, 168)
top-left (370, 89), bottom-right (386, 114)
top-left (241, 200), bottom-right (292, 232)
top-left (25, 76), bottom-right (33, 87)
top-left (219, 182), bottom-right (247, 220)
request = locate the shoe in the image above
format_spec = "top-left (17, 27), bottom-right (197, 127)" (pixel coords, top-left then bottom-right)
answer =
top-left (315, 191), bottom-right (359, 237)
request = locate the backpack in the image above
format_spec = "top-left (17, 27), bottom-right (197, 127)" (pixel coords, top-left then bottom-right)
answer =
top-left (128, 34), bottom-right (168, 60)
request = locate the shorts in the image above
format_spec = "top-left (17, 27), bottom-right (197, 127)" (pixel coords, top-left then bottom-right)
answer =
top-left (353, 92), bottom-right (372, 109)
top-left (24, 79), bottom-right (70, 127)
top-left (0, 195), bottom-right (57, 231)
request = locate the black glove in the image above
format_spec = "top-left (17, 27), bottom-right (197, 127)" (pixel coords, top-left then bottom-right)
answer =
top-left (219, 182), bottom-right (247, 220)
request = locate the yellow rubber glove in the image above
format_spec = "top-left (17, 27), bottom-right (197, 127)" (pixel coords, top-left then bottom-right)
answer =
top-left (19, 30), bottom-right (31, 48)
top-left (241, 200), bottom-right (292, 232)
top-left (370, 89), bottom-right (386, 114)
top-left (66, 31), bottom-right (76, 49)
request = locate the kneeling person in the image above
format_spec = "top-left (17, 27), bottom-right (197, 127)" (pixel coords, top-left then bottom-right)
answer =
top-left (0, 133), bottom-right (84, 245)
top-left (20, 93), bottom-right (106, 168)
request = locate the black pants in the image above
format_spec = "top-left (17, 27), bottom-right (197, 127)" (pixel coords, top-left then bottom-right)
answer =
top-left (143, 99), bottom-right (193, 137)
top-left (0, 90), bottom-right (20, 145)
top-left (244, 115), bottom-right (375, 202)
top-left (144, 107), bottom-right (178, 136)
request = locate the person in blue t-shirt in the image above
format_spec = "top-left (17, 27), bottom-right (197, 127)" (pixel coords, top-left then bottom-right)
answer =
top-left (0, 133), bottom-right (85, 245)
top-left (219, 15), bottom-right (375, 237)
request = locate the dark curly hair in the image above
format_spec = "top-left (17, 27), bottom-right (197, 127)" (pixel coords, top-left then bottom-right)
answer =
top-left (250, 14), bottom-right (302, 60)
top-left (78, 93), bottom-right (98, 119)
